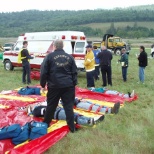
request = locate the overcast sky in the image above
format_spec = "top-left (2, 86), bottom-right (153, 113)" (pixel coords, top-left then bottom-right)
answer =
top-left (0, 0), bottom-right (154, 12)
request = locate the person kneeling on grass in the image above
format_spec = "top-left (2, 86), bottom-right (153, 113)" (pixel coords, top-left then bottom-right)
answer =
top-left (19, 101), bottom-right (104, 127)
top-left (60, 98), bottom-right (121, 114)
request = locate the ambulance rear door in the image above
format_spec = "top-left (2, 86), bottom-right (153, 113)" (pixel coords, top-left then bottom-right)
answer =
top-left (73, 41), bottom-right (87, 69)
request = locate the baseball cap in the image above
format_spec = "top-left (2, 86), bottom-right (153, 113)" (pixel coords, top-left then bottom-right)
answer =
top-left (85, 44), bottom-right (92, 48)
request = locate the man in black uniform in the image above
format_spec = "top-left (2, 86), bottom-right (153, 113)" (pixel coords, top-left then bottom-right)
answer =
top-left (20, 41), bottom-right (34, 84)
top-left (40, 39), bottom-right (77, 132)
top-left (97, 46), bottom-right (113, 87)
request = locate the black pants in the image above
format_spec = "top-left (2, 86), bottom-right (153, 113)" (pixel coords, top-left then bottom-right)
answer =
top-left (43, 86), bottom-right (75, 132)
top-left (22, 62), bottom-right (31, 84)
top-left (94, 65), bottom-right (100, 80)
top-left (101, 65), bottom-right (112, 86)
top-left (86, 70), bottom-right (95, 88)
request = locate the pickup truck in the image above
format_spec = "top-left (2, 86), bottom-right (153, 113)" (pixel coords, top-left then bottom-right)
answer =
top-left (3, 42), bottom-right (15, 51)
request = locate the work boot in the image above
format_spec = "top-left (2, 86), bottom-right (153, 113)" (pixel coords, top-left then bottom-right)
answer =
top-left (69, 127), bottom-right (79, 133)
top-left (88, 118), bottom-right (95, 126)
top-left (111, 102), bottom-right (120, 114)
top-left (130, 90), bottom-right (135, 98)
top-left (128, 92), bottom-right (131, 98)
top-left (94, 115), bottom-right (105, 124)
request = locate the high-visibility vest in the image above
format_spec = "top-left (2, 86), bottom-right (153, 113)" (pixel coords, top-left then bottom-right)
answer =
top-left (17, 48), bottom-right (30, 63)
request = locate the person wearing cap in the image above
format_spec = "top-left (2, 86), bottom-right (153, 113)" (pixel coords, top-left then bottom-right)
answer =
top-left (93, 46), bottom-right (101, 81)
top-left (119, 48), bottom-right (128, 82)
top-left (97, 46), bottom-right (113, 87)
top-left (84, 44), bottom-right (95, 89)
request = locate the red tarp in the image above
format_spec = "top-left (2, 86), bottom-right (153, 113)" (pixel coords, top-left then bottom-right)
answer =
top-left (7, 126), bottom-right (69, 154)
top-left (75, 87), bottom-right (138, 104)
top-left (0, 86), bottom-right (138, 154)
top-left (0, 108), bottom-right (70, 154)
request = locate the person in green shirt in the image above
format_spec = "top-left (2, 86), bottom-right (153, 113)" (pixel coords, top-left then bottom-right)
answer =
top-left (119, 48), bottom-right (128, 82)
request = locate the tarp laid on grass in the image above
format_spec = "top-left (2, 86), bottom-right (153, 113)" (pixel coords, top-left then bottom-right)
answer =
top-left (0, 86), bottom-right (138, 154)
top-left (75, 87), bottom-right (138, 104)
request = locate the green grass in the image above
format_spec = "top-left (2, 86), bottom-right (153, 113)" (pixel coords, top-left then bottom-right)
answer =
top-left (0, 37), bottom-right (17, 47)
top-left (81, 21), bottom-right (154, 33)
top-left (0, 48), bottom-right (154, 154)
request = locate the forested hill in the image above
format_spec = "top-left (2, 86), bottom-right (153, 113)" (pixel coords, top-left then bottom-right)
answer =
top-left (0, 4), bottom-right (154, 38)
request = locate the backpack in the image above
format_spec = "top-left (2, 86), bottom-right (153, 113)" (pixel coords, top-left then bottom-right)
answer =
top-left (0, 124), bottom-right (21, 140)
top-left (12, 123), bottom-right (30, 145)
top-left (29, 121), bottom-right (48, 140)
top-left (18, 86), bottom-right (41, 95)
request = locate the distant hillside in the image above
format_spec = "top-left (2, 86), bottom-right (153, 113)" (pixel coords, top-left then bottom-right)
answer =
top-left (81, 21), bottom-right (154, 33)
top-left (0, 4), bottom-right (154, 38)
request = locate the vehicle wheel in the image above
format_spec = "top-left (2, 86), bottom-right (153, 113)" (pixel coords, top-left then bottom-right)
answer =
top-left (115, 49), bottom-right (121, 56)
top-left (4, 60), bottom-right (14, 71)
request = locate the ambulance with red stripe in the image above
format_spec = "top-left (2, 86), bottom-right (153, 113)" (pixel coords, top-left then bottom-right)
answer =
top-left (3, 31), bottom-right (87, 71)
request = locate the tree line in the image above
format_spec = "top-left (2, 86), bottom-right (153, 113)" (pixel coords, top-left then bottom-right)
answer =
top-left (107, 22), bottom-right (154, 38)
top-left (0, 5), bottom-right (154, 38)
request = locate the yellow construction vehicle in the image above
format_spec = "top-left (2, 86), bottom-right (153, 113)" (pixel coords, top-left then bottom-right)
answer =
top-left (102, 34), bottom-right (130, 55)
top-left (92, 41), bottom-right (101, 50)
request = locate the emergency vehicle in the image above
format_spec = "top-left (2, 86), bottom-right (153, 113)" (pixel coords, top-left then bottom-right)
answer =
top-left (3, 31), bottom-right (87, 71)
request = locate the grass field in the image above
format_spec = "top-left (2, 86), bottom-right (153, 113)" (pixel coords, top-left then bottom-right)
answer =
top-left (0, 48), bottom-right (154, 154)
top-left (0, 37), bottom-right (17, 47)
top-left (81, 21), bottom-right (154, 33)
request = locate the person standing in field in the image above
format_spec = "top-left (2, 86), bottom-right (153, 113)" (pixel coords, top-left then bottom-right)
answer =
top-left (97, 46), bottom-right (113, 87)
top-left (18, 41), bottom-right (34, 84)
top-left (84, 44), bottom-right (95, 89)
top-left (40, 39), bottom-right (78, 133)
top-left (92, 46), bottom-right (101, 81)
top-left (137, 46), bottom-right (148, 84)
top-left (119, 48), bottom-right (128, 82)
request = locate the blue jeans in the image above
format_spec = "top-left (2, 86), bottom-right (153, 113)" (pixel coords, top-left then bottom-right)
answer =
top-left (105, 90), bottom-right (129, 98)
top-left (122, 67), bottom-right (128, 81)
top-left (76, 101), bottom-right (111, 114)
top-left (54, 107), bottom-right (91, 126)
top-left (139, 67), bottom-right (145, 82)
top-left (33, 106), bottom-right (91, 126)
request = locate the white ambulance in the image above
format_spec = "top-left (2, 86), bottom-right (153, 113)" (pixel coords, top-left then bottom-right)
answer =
top-left (3, 31), bottom-right (87, 71)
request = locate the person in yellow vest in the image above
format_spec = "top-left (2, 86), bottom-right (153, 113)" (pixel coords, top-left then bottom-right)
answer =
top-left (18, 41), bottom-right (34, 84)
top-left (84, 44), bottom-right (95, 89)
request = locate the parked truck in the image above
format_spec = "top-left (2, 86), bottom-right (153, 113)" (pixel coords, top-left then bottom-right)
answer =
top-left (89, 34), bottom-right (130, 55)
top-left (101, 34), bottom-right (130, 55)
top-left (3, 42), bottom-right (15, 51)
